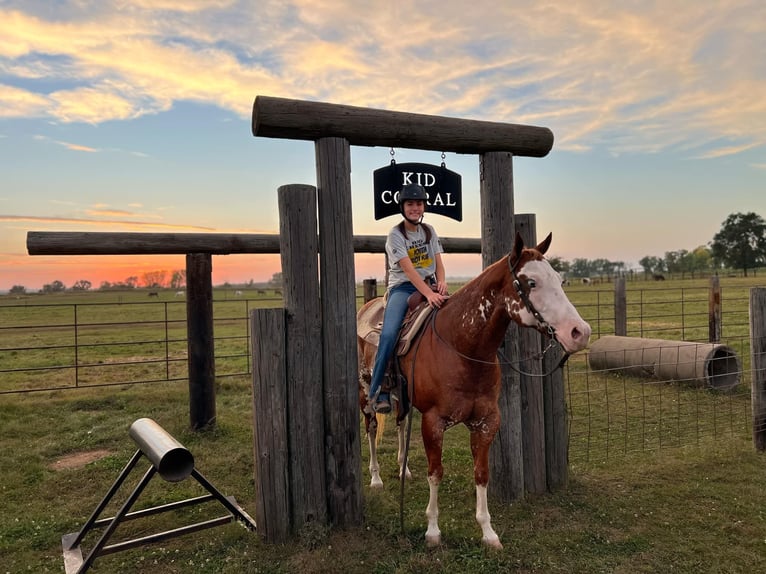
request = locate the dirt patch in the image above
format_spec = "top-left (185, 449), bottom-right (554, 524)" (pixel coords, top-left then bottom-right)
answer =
top-left (50, 449), bottom-right (113, 471)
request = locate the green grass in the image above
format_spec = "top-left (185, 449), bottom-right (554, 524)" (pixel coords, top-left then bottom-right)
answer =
top-left (2, 278), bottom-right (766, 571)
top-left (1, 378), bottom-right (765, 573)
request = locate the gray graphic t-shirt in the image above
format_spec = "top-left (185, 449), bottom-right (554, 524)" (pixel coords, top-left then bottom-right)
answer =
top-left (386, 224), bottom-right (444, 289)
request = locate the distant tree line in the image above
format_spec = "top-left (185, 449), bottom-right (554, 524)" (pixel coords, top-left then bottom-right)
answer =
top-left (7, 212), bottom-right (766, 294)
top-left (547, 212), bottom-right (766, 280)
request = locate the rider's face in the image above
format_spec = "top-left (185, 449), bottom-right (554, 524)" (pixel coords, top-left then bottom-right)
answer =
top-left (403, 199), bottom-right (425, 222)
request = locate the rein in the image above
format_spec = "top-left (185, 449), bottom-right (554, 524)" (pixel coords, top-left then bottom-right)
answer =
top-left (430, 253), bottom-right (571, 378)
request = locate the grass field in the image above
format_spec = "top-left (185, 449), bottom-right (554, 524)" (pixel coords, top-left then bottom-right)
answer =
top-left (1, 377), bottom-right (765, 573)
top-left (1, 277), bottom-right (766, 572)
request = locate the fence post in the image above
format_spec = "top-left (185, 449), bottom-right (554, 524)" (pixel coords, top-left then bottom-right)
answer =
top-left (614, 277), bottom-right (627, 336)
top-left (277, 183), bottom-right (327, 531)
top-left (251, 308), bottom-right (290, 542)
top-left (515, 214), bottom-right (547, 494)
top-left (709, 275), bottom-right (722, 343)
top-left (186, 253), bottom-right (216, 430)
top-left (363, 278), bottom-right (378, 303)
top-left (750, 287), bottom-right (766, 451)
top-left (482, 151), bottom-right (524, 502)
top-left (315, 137), bottom-right (363, 527)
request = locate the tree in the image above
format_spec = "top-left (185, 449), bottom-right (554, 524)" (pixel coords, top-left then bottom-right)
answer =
top-left (639, 256), bottom-right (664, 276)
top-left (72, 280), bottom-right (92, 291)
top-left (142, 270), bottom-right (167, 289)
top-left (170, 269), bottom-right (186, 289)
top-left (269, 271), bottom-right (283, 286)
top-left (9, 285), bottom-right (26, 295)
top-left (710, 212), bottom-right (766, 277)
top-left (546, 256), bottom-right (570, 274)
top-left (42, 280), bottom-right (66, 293)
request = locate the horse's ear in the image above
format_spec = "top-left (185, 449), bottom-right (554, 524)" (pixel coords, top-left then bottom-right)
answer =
top-left (536, 232), bottom-right (552, 255)
top-left (511, 231), bottom-right (525, 261)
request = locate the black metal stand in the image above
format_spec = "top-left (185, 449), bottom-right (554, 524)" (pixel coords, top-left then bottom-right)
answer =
top-left (61, 419), bottom-right (257, 574)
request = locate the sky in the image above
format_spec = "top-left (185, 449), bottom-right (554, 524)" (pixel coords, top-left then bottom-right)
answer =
top-left (1, 0), bottom-right (765, 291)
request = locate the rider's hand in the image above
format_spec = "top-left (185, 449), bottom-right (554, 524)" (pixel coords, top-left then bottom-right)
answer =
top-left (425, 290), bottom-right (446, 309)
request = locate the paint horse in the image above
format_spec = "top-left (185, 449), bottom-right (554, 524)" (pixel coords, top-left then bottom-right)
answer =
top-left (357, 232), bottom-right (591, 549)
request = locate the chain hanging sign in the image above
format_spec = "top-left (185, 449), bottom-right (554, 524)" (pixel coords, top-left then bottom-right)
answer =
top-left (372, 162), bottom-right (462, 221)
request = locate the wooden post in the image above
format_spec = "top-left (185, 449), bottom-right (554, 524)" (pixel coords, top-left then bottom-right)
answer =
top-left (542, 342), bottom-right (568, 492)
top-left (251, 308), bottom-right (290, 542)
top-left (363, 279), bottom-right (378, 303)
top-left (481, 151), bottom-right (524, 501)
top-left (516, 215), bottom-right (547, 495)
top-left (278, 184), bottom-right (327, 530)
top-left (614, 277), bottom-right (627, 336)
top-left (185, 253), bottom-right (216, 430)
top-left (315, 137), bottom-right (363, 527)
top-left (709, 275), bottom-right (722, 343)
top-left (750, 287), bottom-right (766, 451)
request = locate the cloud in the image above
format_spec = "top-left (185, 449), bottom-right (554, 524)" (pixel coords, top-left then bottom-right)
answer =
top-left (0, 1), bottom-right (764, 157)
top-left (0, 214), bottom-right (214, 231)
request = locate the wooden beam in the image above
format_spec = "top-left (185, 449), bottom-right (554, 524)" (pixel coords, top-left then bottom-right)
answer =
top-left (27, 231), bottom-right (482, 255)
top-left (252, 96), bottom-right (554, 157)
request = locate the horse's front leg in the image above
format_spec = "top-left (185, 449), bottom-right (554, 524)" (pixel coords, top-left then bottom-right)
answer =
top-left (469, 418), bottom-right (503, 550)
top-left (421, 410), bottom-right (445, 547)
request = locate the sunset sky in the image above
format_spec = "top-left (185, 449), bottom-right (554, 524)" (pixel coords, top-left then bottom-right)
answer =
top-left (1, 1), bottom-right (765, 291)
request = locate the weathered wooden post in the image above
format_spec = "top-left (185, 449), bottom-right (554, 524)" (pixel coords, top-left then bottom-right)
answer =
top-left (315, 138), bottom-right (364, 528)
top-left (250, 308), bottom-right (290, 542)
top-left (278, 184), bottom-right (327, 530)
top-left (515, 214), bottom-right (547, 495)
top-left (363, 279), bottom-right (378, 303)
top-left (481, 151), bottom-right (524, 502)
top-left (750, 287), bottom-right (766, 451)
top-left (186, 253), bottom-right (216, 430)
top-left (709, 275), bottom-right (722, 343)
top-left (614, 277), bottom-right (627, 336)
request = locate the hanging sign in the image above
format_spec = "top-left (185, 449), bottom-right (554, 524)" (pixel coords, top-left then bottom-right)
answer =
top-left (372, 162), bottom-right (462, 221)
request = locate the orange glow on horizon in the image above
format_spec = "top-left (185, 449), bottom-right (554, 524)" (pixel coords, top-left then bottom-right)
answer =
top-left (1, 252), bottom-right (484, 292)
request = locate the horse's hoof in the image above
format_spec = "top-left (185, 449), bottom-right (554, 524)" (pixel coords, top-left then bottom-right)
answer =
top-left (399, 469), bottom-right (412, 480)
top-left (425, 533), bottom-right (441, 548)
top-left (370, 477), bottom-right (384, 489)
top-left (482, 536), bottom-right (503, 550)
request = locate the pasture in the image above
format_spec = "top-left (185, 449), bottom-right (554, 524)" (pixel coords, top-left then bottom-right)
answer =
top-left (1, 277), bottom-right (766, 572)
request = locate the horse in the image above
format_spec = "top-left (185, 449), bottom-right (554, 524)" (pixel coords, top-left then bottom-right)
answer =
top-left (357, 231), bottom-right (591, 549)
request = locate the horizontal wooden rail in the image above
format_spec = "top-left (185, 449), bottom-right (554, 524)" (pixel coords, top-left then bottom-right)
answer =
top-left (252, 96), bottom-right (554, 157)
top-left (26, 232), bottom-right (481, 256)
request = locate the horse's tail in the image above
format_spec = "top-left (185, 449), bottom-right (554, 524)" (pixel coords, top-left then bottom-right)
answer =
top-left (375, 412), bottom-right (387, 447)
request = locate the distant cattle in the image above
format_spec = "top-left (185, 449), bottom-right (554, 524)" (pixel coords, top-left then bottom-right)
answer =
top-left (581, 278), bottom-right (591, 285)
top-left (148, 291), bottom-right (159, 297)
top-left (235, 290), bottom-right (243, 297)
top-left (175, 291), bottom-right (185, 297)
top-left (652, 273), bottom-right (666, 281)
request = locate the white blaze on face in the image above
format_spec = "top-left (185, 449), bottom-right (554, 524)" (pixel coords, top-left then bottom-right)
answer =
top-left (515, 259), bottom-right (591, 353)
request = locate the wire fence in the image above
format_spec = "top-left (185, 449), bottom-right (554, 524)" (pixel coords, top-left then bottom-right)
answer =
top-left (0, 282), bottom-right (761, 464)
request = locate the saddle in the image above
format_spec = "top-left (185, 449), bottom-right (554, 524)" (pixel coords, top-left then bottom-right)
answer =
top-left (357, 291), bottom-right (436, 356)
top-left (358, 293), bottom-right (437, 420)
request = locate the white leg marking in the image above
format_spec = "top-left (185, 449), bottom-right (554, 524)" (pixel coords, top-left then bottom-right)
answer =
top-left (476, 485), bottom-right (502, 549)
top-left (368, 424), bottom-right (383, 488)
top-left (425, 475), bottom-right (441, 547)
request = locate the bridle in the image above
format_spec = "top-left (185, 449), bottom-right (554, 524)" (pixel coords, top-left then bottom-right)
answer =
top-left (430, 251), bottom-right (570, 377)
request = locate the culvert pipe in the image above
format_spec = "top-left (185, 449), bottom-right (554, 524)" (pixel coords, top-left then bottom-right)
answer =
top-left (587, 335), bottom-right (741, 391)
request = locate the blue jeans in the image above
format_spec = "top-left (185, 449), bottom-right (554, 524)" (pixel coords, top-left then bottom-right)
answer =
top-left (368, 282), bottom-right (418, 401)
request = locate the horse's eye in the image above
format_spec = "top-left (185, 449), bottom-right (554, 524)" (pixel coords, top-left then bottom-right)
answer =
top-left (528, 279), bottom-right (536, 288)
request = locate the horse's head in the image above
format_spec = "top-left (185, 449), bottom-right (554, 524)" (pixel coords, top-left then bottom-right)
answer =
top-left (508, 232), bottom-right (591, 354)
